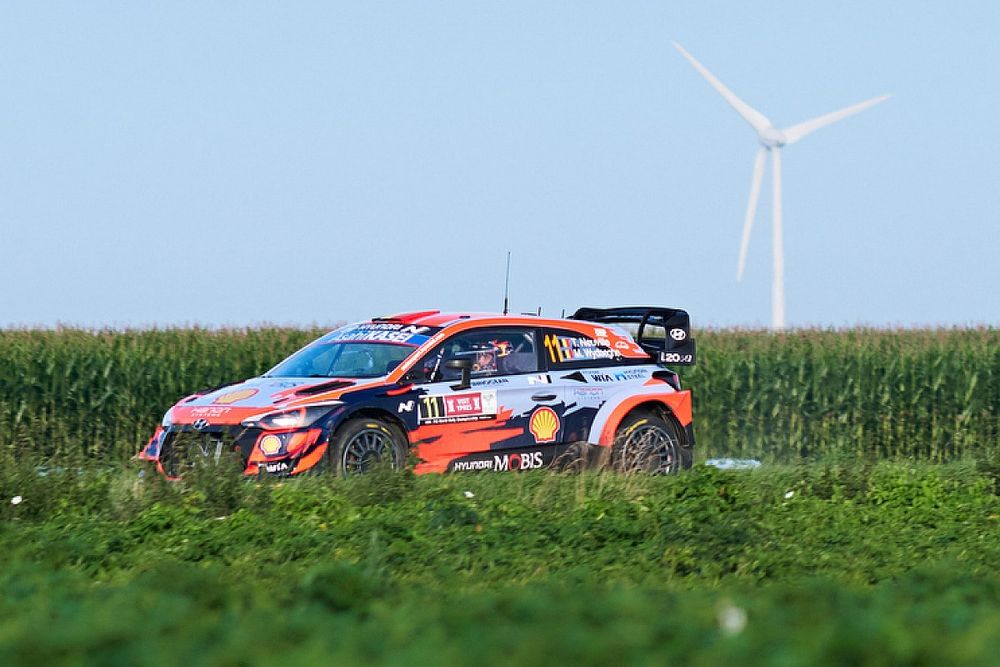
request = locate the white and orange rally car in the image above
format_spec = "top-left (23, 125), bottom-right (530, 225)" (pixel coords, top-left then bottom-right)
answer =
top-left (139, 306), bottom-right (696, 477)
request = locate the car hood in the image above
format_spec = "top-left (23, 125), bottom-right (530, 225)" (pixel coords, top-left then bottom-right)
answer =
top-left (168, 376), bottom-right (385, 425)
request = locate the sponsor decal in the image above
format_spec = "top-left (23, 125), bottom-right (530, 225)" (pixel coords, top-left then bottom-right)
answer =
top-left (264, 461), bottom-right (289, 473)
top-left (214, 388), bottom-right (259, 405)
top-left (659, 351), bottom-right (695, 364)
top-left (585, 368), bottom-right (650, 383)
top-left (419, 390), bottom-right (498, 425)
top-left (594, 328), bottom-right (607, 337)
top-left (472, 377), bottom-right (510, 386)
top-left (191, 406), bottom-right (232, 418)
top-left (614, 341), bottom-right (631, 350)
top-left (450, 450), bottom-right (548, 472)
top-left (526, 374), bottom-right (551, 385)
top-left (669, 328), bottom-right (687, 341)
top-left (424, 331), bottom-right (447, 347)
top-left (192, 418), bottom-right (210, 431)
top-left (452, 459), bottom-right (495, 472)
top-left (329, 323), bottom-right (432, 345)
top-left (494, 451), bottom-right (544, 471)
top-left (529, 407), bottom-right (560, 444)
top-left (612, 368), bottom-right (650, 382)
top-left (259, 434), bottom-right (283, 456)
top-left (397, 400), bottom-right (415, 413)
top-left (445, 393), bottom-right (489, 416)
top-left (572, 387), bottom-right (605, 406)
top-left (544, 334), bottom-right (618, 364)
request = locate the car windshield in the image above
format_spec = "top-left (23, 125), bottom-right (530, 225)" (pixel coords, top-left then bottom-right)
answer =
top-left (266, 341), bottom-right (417, 379)
top-left (265, 322), bottom-right (441, 379)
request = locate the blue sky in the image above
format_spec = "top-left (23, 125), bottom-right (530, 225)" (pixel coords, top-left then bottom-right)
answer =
top-left (1, 2), bottom-right (997, 329)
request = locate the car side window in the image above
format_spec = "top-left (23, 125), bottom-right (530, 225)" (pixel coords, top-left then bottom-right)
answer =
top-left (541, 328), bottom-right (621, 368)
top-left (417, 329), bottom-right (538, 382)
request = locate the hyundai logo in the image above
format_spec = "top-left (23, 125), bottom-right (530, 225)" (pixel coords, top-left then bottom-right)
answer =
top-left (192, 418), bottom-right (210, 431)
top-left (669, 328), bottom-right (687, 341)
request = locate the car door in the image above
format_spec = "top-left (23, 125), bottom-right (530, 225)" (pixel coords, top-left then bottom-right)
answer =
top-left (408, 327), bottom-right (566, 470)
top-left (540, 326), bottom-right (630, 444)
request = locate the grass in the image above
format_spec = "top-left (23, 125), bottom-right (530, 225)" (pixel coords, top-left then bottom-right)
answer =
top-left (2, 460), bottom-right (1000, 664)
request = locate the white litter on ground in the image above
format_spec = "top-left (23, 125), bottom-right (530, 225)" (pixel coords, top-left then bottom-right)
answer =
top-left (716, 601), bottom-right (748, 635)
top-left (463, 491), bottom-right (475, 499)
top-left (11, 496), bottom-right (23, 505)
top-left (784, 490), bottom-right (795, 499)
top-left (704, 458), bottom-right (762, 470)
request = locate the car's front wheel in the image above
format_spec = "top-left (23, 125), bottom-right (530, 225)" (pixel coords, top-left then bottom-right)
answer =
top-left (612, 411), bottom-right (691, 474)
top-left (328, 417), bottom-right (408, 476)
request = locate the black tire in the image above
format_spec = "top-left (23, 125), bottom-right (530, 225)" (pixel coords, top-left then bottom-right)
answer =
top-left (328, 417), bottom-right (408, 476)
top-left (611, 411), bottom-right (692, 474)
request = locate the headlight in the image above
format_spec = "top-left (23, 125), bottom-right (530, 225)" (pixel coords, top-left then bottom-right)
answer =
top-left (242, 403), bottom-right (341, 431)
top-left (161, 409), bottom-right (175, 427)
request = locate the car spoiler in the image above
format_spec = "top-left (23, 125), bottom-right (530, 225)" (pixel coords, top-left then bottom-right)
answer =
top-left (569, 306), bottom-right (696, 366)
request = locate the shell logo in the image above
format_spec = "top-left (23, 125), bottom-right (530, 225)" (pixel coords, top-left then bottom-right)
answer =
top-left (529, 407), bottom-right (560, 444)
top-left (258, 434), bottom-right (283, 456)
top-left (213, 388), bottom-right (258, 405)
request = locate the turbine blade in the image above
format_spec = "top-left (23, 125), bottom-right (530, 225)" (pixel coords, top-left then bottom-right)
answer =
top-left (737, 147), bottom-right (768, 281)
top-left (672, 42), bottom-right (773, 135)
top-left (771, 149), bottom-right (785, 330)
top-left (782, 94), bottom-right (890, 145)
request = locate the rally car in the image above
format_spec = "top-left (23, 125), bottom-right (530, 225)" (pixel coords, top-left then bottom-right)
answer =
top-left (138, 307), bottom-right (697, 477)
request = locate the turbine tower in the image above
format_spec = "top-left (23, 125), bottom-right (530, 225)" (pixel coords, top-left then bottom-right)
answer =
top-left (673, 42), bottom-right (889, 330)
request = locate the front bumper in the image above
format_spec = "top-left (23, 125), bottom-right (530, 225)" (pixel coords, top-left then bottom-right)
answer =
top-left (142, 424), bottom-right (326, 478)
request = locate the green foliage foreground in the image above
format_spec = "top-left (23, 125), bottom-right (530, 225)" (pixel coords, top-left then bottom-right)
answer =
top-left (3, 461), bottom-right (1000, 665)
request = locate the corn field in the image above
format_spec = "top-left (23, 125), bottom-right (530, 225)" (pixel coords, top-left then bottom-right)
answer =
top-left (0, 327), bottom-right (997, 462)
top-left (686, 328), bottom-right (1000, 461)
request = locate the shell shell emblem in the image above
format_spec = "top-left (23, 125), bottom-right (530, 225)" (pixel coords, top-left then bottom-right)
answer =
top-left (258, 434), bottom-right (283, 456)
top-left (213, 388), bottom-right (258, 405)
top-left (529, 407), bottom-right (560, 444)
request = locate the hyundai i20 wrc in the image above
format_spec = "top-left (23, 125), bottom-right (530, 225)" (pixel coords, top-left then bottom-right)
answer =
top-left (138, 307), bottom-right (697, 477)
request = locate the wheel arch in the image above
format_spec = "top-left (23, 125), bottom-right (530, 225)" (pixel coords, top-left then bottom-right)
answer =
top-left (627, 400), bottom-right (681, 426)
top-left (334, 406), bottom-right (411, 444)
top-left (587, 388), bottom-right (693, 447)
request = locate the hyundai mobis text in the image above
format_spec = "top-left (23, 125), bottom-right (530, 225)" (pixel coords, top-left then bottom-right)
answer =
top-left (139, 307), bottom-right (697, 477)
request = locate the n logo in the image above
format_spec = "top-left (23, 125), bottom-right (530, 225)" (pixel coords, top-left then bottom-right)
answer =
top-left (397, 400), bottom-right (415, 413)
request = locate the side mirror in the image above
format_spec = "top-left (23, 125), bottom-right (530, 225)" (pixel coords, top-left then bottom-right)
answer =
top-left (444, 358), bottom-right (473, 390)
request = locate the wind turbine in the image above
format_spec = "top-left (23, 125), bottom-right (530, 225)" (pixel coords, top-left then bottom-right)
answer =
top-left (673, 42), bottom-right (889, 330)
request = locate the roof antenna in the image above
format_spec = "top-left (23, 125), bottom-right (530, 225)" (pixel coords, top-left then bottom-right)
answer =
top-left (502, 251), bottom-right (511, 315)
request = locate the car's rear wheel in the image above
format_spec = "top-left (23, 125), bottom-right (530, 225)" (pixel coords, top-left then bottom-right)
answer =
top-left (612, 411), bottom-right (691, 474)
top-left (328, 417), bottom-right (408, 476)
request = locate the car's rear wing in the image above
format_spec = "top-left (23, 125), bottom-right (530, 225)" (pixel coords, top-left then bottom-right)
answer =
top-left (570, 306), bottom-right (696, 366)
